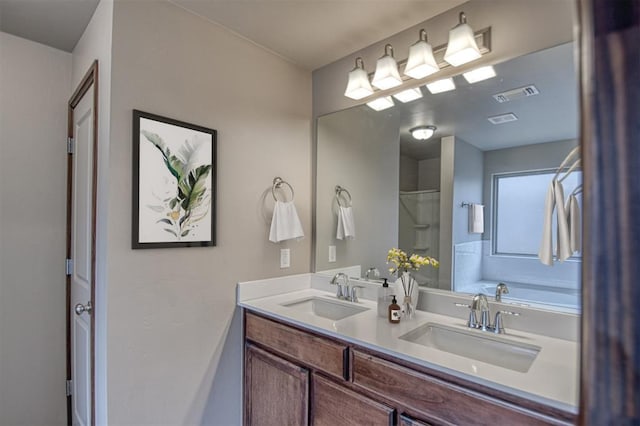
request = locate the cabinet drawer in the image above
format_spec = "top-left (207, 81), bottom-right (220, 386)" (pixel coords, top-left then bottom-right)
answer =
top-left (312, 374), bottom-right (395, 426)
top-left (245, 312), bottom-right (348, 380)
top-left (351, 351), bottom-right (570, 426)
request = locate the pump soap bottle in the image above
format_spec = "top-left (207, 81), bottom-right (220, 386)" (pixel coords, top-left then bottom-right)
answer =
top-left (377, 278), bottom-right (390, 318)
top-left (388, 295), bottom-right (401, 324)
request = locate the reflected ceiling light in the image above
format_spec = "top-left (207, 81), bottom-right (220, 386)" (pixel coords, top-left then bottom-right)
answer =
top-left (444, 12), bottom-right (482, 67)
top-left (425, 78), bottom-right (456, 94)
top-left (371, 44), bottom-right (403, 90)
top-left (404, 29), bottom-right (439, 80)
top-left (344, 57), bottom-right (374, 100)
top-left (366, 96), bottom-right (394, 111)
top-left (410, 125), bottom-right (437, 140)
top-left (463, 65), bottom-right (496, 83)
top-left (392, 88), bottom-right (423, 103)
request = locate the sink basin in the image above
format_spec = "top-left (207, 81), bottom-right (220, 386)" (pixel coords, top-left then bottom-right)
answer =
top-left (281, 297), bottom-right (369, 320)
top-left (399, 323), bottom-right (541, 373)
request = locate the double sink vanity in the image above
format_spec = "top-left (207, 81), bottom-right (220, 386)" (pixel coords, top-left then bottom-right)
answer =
top-left (238, 273), bottom-right (578, 425)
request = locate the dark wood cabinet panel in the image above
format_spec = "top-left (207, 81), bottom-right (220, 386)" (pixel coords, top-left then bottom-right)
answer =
top-left (399, 413), bottom-right (432, 426)
top-left (245, 312), bottom-right (347, 380)
top-left (312, 374), bottom-right (395, 426)
top-left (245, 344), bottom-right (309, 426)
top-left (243, 310), bottom-right (575, 426)
top-left (351, 350), bottom-right (571, 426)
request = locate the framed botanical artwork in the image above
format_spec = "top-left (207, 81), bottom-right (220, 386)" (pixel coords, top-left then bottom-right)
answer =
top-left (132, 110), bottom-right (216, 248)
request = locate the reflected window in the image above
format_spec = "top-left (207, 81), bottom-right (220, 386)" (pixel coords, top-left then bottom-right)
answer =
top-left (492, 170), bottom-right (582, 258)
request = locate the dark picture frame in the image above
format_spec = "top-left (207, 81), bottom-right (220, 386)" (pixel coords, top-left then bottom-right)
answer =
top-left (132, 110), bottom-right (216, 249)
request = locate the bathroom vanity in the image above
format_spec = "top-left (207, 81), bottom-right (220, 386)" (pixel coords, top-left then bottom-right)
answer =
top-left (238, 275), bottom-right (578, 425)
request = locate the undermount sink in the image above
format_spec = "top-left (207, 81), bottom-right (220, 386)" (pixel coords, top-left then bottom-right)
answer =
top-left (281, 297), bottom-right (369, 321)
top-left (399, 322), bottom-right (541, 373)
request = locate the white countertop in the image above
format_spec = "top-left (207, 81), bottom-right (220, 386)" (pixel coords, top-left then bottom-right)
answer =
top-left (238, 274), bottom-right (579, 414)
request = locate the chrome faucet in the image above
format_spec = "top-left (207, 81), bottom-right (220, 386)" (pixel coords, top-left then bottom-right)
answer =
top-left (495, 282), bottom-right (509, 302)
top-left (493, 310), bottom-right (521, 334)
top-left (350, 285), bottom-right (365, 303)
top-left (365, 267), bottom-right (380, 281)
top-left (471, 294), bottom-right (491, 331)
top-left (455, 293), bottom-right (521, 334)
top-left (330, 273), bottom-right (350, 300)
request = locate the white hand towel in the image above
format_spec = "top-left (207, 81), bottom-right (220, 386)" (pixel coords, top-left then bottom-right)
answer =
top-left (566, 194), bottom-right (581, 253)
top-left (469, 204), bottom-right (484, 234)
top-left (336, 206), bottom-right (355, 240)
top-left (538, 179), bottom-right (572, 265)
top-left (555, 180), bottom-right (572, 262)
top-left (539, 181), bottom-right (555, 265)
top-left (269, 201), bottom-right (304, 243)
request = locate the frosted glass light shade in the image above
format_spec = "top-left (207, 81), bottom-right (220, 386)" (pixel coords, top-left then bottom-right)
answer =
top-left (444, 13), bottom-right (481, 67)
top-left (463, 65), bottom-right (496, 83)
top-left (410, 125), bottom-right (436, 140)
top-left (404, 40), bottom-right (439, 80)
top-left (372, 45), bottom-right (402, 90)
top-left (366, 96), bottom-right (394, 111)
top-left (425, 78), bottom-right (456, 94)
top-left (344, 58), bottom-right (374, 100)
top-left (393, 88), bottom-right (423, 103)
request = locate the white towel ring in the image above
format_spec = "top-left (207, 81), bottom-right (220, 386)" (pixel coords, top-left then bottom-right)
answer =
top-left (272, 177), bottom-right (294, 202)
top-left (335, 185), bottom-right (352, 207)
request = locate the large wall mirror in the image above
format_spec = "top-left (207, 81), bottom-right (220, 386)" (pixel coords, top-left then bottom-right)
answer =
top-left (315, 41), bottom-right (581, 314)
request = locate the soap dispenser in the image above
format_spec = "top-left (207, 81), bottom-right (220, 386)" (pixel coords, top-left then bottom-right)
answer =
top-left (388, 295), bottom-right (401, 324)
top-left (377, 278), bottom-right (391, 318)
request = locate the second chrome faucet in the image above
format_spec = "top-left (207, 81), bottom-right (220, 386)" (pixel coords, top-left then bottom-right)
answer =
top-left (329, 273), bottom-right (363, 302)
top-left (455, 291), bottom-right (521, 334)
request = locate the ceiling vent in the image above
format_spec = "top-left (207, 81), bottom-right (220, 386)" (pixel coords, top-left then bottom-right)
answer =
top-left (492, 85), bottom-right (539, 103)
top-left (488, 113), bottom-right (518, 125)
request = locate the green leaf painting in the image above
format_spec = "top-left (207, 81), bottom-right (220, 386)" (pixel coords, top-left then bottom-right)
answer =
top-left (142, 130), bottom-right (212, 240)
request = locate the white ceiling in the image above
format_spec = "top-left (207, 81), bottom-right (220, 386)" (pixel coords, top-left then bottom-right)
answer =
top-left (169, 0), bottom-right (466, 70)
top-left (0, 0), bottom-right (100, 51)
top-left (0, 0), bottom-right (465, 69)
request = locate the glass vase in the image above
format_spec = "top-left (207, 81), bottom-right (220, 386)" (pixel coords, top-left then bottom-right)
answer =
top-left (397, 271), bottom-right (419, 319)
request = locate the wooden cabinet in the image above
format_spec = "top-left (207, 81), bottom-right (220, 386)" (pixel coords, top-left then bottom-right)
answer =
top-left (243, 311), bottom-right (575, 426)
top-left (351, 350), bottom-right (568, 425)
top-left (245, 311), bottom-right (348, 380)
top-left (312, 374), bottom-right (395, 426)
top-left (245, 344), bottom-right (309, 426)
top-left (399, 413), bottom-right (432, 426)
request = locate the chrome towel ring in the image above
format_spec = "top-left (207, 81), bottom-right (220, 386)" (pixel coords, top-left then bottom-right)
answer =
top-left (272, 177), bottom-right (294, 202)
top-left (335, 185), bottom-right (352, 207)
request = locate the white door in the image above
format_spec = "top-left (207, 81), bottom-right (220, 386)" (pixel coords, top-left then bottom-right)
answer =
top-left (70, 87), bottom-right (95, 426)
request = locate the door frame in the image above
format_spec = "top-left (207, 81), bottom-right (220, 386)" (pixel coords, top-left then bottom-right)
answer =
top-left (66, 60), bottom-right (99, 426)
top-left (578, 0), bottom-right (640, 423)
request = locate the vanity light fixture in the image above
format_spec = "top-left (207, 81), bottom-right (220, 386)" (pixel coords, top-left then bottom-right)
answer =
top-left (463, 65), bottom-right (496, 83)
top-left (344, 57), bottom-right (374, 100)
top-left (444, 12), bottom-right (482, 67)
top-left (392, 87), bottom-right (423, 103)
top-left (404, 29), bottom-right (439, 80)
top-left (410, 125), bottom-right (437, 140)
top-left (371, 44), bottom-right (403, 90)
top-left (366, 96), bottom-right (394, 111)
top-left (425, 78), bottom-right (456, 94)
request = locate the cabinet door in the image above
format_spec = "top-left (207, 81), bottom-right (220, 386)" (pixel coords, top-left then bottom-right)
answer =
top-left (312, 374), bottom-right (395, 426)
top-left (245, 344), bottom-right (309, 426)
top-left (399, 413), bottom-right (432, 426)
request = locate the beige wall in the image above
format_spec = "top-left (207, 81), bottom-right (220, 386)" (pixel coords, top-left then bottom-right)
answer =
top-left (106, 1), bottom-right (311, 423)
top-left (0, 31), bottom-right (71, 425)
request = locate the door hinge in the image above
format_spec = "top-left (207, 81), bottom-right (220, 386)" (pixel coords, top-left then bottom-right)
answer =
top-left (66, 380), bottom-right (72, 396)
top-left (65, 258), bottom-right (73, 276)
top-left (67, 137), bottom-right (75, 154)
